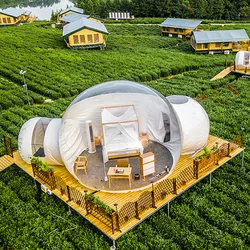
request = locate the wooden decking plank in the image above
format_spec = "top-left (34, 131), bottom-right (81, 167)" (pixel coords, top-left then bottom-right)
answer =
top-left (10, 135), bottom-right (243, 240)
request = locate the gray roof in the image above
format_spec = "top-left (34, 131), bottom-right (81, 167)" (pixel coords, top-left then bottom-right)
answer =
top-left (60, 6), bottom-right (84, 15)
top-left (160, 18), bottom-right (202, 30)
top-left (193, 29), bottom-right (250, 43)
top-left (24, 10), bottom-right (31, 16)
top-left (63, 17), bottom-right (108, 38)
top-left (0, 7), bottom-right (27, 18)
top-left (61, 13), bottom-right (90, 23)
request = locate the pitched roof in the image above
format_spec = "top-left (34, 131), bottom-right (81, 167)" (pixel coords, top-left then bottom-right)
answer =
top-left (160, 18), bottom-right (202, 30)
top-left (0, 7), bottom-right (27, 18)
top-left (61, 13), bottom-right (90, 23)
top-left (63, 17), bottom-right (108, 38)
top-left (193, 29), bottom-right (250, 43)
top-left (60, 6), bottom-right (84, 15)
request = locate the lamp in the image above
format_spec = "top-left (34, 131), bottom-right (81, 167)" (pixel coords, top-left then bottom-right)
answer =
top-left (19, 70), bottom-right (30, 106)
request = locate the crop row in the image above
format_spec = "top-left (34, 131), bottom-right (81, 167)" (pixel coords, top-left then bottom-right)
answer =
top-left (0, 23), bottom-right (230, 110)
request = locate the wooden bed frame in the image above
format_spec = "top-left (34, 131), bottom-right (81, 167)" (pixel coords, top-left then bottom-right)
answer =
top-left (108, 148), bottom-right (140, 160)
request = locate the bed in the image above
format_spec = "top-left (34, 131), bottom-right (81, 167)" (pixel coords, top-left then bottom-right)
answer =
top-left (101, 105), bottom-right (143, 162)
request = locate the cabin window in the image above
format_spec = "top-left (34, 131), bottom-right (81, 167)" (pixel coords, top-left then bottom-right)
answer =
top-left (80, 35), bottom-right (85, 44)
top-left (162, 27), bottom-right (166, 31)
top-left (7, 18), bottom-right (11, 23)
top-left (223, 42), bottom-right (229, 47)
top-left (73, 35), bottom-right (79, 44)
top-left (196, 44), bottom-right (202, 49)
top-left (179, 28), bottom-right (183, 33)
top-left (215, 43), bottom-right (221, 48)
top-left (166, 27), bottom-right (170, 31)
top-left (174, 28), bottom-right (178, 32)
top-left (87, 34), bottom-right (93, 43)
top-left (94, 34), bottom-right (99, 43)
top-left (3, 18), bottom-right (6, 24)
top-left (203, 43), bottom-right (209, 49)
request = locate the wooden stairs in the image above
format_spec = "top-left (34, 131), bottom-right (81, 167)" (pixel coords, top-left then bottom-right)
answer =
top-left (0, 155), bottom-right (14, 172)
top-left (211, 66), bottom-right (233, 81)
top-left (28, 16), bottom-right (36, 23)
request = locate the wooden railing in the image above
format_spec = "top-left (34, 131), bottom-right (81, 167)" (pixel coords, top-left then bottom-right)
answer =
top-left (31, 163), bottom-right (56, 190)
top-left (86, 200), bottom-right (116, 234)
top-left (116, 137), bottom-right (242, 230)
top-left (51, 136), bottom-right (242, 233)
top-left (54, 176), bottom-right (117, 234)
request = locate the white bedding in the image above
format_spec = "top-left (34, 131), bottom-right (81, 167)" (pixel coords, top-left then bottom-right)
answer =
top-left (103, 134), bottom-right (143, 162)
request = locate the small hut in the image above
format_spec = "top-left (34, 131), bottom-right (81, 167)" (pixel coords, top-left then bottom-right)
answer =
top-left (191, 29), bottom-right (250, 54)
top-left (62, 17), bottom-right (108, 49)
top-left (60, 12), bottom-right (102, 25)
top-left (0, 7), bottom-right (31, 25)
top-left (57, 7), bottom-right (84, 23)
top-left (160, 18), bottom-right (202, 38)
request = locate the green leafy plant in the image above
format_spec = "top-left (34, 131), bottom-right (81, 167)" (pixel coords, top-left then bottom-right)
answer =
top-left (30, 156), bottom-right (51, 172)
top-left (86, 193), bottom-right (113, 214)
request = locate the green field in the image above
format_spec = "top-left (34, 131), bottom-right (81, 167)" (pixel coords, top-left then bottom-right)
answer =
top-left (0, 22), bottom-right (249, 249)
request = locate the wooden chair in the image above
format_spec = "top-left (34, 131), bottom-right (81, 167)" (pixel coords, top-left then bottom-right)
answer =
top-left (115, 158), bottom-right (130, 168)
top-left (74, 156), bottom-right (88, 175)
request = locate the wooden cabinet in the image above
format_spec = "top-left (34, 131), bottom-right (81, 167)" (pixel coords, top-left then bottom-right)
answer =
top-left (140, 152), bottom-right (155, 180)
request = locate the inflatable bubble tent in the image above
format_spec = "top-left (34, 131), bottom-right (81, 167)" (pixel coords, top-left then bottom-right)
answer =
top-left (18, 80), bottom-right (210, 183)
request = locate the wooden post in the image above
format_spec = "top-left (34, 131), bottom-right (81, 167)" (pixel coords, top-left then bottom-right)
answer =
top-left (4, 136), bottom-right (13, 158)
top-left (135, 201), bottom-right (140, 220)
top-left (49, 170), bottom-right (56, 190)
top-left (151, 190), bottom-right (156, 208)
top-left (173, 178), bottom-right (177, 194)
top-left (31, 163), bottom-right (36, 177)
top-left (111, 212), bottom-right (116, 234)
top-left (66, 185), bottom-right (71, 202)
top-left (193, 161), bottom-right (199, 179)
top-left (227, 143), bottom-right (231, 157)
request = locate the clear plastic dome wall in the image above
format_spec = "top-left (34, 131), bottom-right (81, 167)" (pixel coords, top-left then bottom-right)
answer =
top-left (235, 51), bottom-right (250, 70)
top-left (59, 80), bottom-right (183, 179)
top-left (167, 95), bottom-right (210, 155)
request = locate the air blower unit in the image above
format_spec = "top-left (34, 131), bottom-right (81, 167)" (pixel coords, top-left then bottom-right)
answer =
top-left (85, 120), bottom-right (96, 153)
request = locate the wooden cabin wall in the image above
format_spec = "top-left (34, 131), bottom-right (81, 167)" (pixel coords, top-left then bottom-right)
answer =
top-left (161, 27), bottom-right (193, 37)
top-left (0, 14), bottom-right (16, 25)
top-left (68, 29), bottom-right (105, 47)
top-left (192, 40), bottom-right (250, 53)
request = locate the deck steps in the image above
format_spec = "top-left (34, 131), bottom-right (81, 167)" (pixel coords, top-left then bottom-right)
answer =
top-left (211, 66), bottom-right (232, 81)
top-left (0, 155), bottom-right (14, 172)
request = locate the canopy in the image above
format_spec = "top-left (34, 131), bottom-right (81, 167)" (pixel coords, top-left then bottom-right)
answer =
top-left (167, 95), bottom-right (210, 154)
top-left (18, 117), bottom-right (63, 165)
top-left (101, 105), bottom-right (143, 162)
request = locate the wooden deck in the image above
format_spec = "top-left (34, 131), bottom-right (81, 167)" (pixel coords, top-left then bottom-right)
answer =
top-left (211, 66), bottom-right (232, 81)
top-left (3, 135), bottom-right (243, 241)
top-left (0, 155), bottom-right (14, 172)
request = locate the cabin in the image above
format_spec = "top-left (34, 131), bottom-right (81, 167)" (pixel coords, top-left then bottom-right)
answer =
top-left (60, 12), bottom-right (102, 25)
top-left (191, 29), bottom-right (250, 54)
top-left (57, 6), bottom-right (84, 23)
top-left (160, 18), bottom-right (202, 38)
top-left (62, 17), bottom-right (108, 49)
top-left (0, 7), bottom-right (31, 25)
